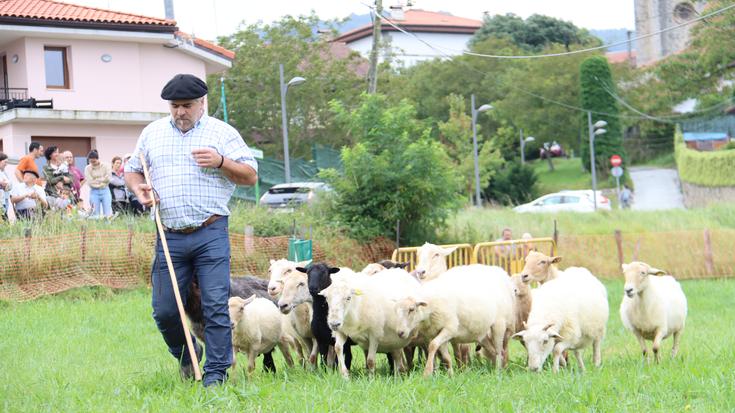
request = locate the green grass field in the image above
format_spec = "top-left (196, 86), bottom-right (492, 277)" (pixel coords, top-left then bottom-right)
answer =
top-left (1, 279), bottom-right (733, 412)
top-left (531, 157), bottom-right (614, 195)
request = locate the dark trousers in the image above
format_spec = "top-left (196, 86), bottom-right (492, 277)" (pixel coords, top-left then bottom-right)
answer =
top-left (151, 216), bottom-right (232, 379)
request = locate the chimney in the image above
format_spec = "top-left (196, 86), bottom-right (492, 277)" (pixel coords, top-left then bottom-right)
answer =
top-left (389, 5), bottom-right (405, 20)
top-left (164, 0), bottom-right (175, 20)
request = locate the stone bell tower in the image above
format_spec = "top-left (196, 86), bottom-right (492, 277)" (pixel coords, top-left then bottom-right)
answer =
top-left (634, 0), bottom-right (707, 66)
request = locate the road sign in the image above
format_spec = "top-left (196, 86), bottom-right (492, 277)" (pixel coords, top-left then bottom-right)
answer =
top-left (610, 155), bottom-right (622, 167)
top-left (611, 166), bottom-right (623, 177)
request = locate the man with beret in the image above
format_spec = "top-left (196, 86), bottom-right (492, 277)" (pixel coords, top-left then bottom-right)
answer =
top-left (125, 73), bottom-right (258, 387)
top-left (10, 169), bottom-right (48, 219)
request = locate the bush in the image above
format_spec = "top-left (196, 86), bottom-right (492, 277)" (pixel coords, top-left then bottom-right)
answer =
top-left (483, 161), bottom-right (537, 205)
top-left (675, 127), bottom-right (735, 186)
top-left (321, 94), bottom-right (462, 245)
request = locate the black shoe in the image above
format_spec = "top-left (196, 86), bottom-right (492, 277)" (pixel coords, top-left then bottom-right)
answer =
top-left (202, 372), bottom-right (227, 388)
top-left (179, 343), bottom-right (203, 380)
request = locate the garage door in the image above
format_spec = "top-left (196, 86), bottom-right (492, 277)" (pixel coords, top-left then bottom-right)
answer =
top-left (32, 136), bottom-right (92, 157)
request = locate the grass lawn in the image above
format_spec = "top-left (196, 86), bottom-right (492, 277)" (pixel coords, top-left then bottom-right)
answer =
top-left (1, 279), bottom-right (733, 412)
top-left (531, 157), bottom-right (613, 195)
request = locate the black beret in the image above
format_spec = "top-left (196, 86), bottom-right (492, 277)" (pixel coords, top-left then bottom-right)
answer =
top-left (161, 74), bottom-right (208, 100)
top-left (22, 169), bottom-right (39, 178)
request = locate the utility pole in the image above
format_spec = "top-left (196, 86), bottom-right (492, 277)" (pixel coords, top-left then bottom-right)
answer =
top-left (367, 0), bottom-right (383, 94)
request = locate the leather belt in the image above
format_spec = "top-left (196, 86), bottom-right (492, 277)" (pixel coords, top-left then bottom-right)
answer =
top-left (164, 214), bottom-right (223, 234)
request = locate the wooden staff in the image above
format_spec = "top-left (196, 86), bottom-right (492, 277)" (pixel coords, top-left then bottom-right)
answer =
top-left (139, 153), bottom-right (202, 381)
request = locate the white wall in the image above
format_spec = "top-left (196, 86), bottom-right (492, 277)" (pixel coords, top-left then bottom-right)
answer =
top-left (348, 32), bottom-right (473, 67)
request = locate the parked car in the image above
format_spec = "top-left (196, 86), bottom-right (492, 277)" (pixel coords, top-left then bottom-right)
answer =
top-left (513, 190), bottom-right (611, 213)
top-left (539, 141), bottom-right (566, 158)
top-left (259, 182), bottom-right (331, 211)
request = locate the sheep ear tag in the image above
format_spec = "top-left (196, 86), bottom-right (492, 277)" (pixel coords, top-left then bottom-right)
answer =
top-left (353, 289), bottom-right (363, 296)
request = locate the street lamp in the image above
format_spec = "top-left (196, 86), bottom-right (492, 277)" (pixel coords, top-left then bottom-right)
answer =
top-left (587, 112), bottom-right (607, 211)
top-left (471, 94), bottom-right (492, 207)
top-left (519, 128), bottom-right (535, 164)
top-left (279, 63), bottom-right (306, 183)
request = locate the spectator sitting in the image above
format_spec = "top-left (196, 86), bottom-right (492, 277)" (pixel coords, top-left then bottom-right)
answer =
top-left (521, 232), bottom-right (535, 258)
top-left (109, 156), bottom-right (129, 214)
top-left (14, 142), bottom-right (44, 185)
top-left (43, 145), bottom-right (75, 208)
top-left (62, 150), bottom-right (85, 200)
top-left (84, 150), bottom-right (113, 219)
top-left (10, 170), bottom-right (48, 219)
top-left (493, 227), bottom-right (515, 258)
top-left (0, 152), bottom-right (11, 221)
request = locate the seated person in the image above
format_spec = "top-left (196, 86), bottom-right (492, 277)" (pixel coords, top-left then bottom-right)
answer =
top-left (10, 170), bottom-right (48, 219)
top-left (493, 228), bottom-right (515, 257)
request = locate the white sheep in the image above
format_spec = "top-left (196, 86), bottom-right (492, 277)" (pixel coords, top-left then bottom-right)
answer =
top-left (228, 295), bottom-right (293, 375)
top-left (620, 261), bottom-right (687, 362)
top-left (513, 271), bottom-right (609, 373)
top-left (520, 251), bottom-right (595, 284)
top-left (267, 258), bottom-right (309, 297)
top-left (394, 264), bottom-right (516, 377)
top-left (360, 263), bottom-right (386, 276)
top-left (276, 270), bottom-right (319, 366)
top-left (319, 268), bottom-right (420, 378)
top-left (412, 242), bottom-right (456, 282)
top-left (510, 274), bottom-right (533, 335)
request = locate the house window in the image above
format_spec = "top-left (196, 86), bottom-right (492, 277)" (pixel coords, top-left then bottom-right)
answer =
top-left (44, 46), bottom-right (69, 89)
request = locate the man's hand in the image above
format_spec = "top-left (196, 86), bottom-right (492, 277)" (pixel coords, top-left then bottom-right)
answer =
top-left (135, 183), bottom-right (156, 207)
top-left (191, 147), bottom-right (223, 169)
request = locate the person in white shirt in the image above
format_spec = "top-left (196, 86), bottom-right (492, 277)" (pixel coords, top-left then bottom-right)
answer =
top-left (0, 152), bottom-right (11, 220)
top-left (10, 169), bottom-right (48, 219)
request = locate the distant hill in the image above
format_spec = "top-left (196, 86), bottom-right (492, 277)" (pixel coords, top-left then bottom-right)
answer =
top-left (335, 13), bottom-right (371, 33)
top-left (589, 29), bottom-right (635, 52)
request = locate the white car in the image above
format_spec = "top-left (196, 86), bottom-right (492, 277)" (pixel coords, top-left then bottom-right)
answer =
top-left (259, 182), bottom-right (331, 211)
top-left (513, 190), bottom-right (611, 213)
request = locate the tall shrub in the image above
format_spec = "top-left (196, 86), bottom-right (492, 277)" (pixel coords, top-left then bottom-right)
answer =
top-left (579, 55), bottom-right (627, 177)
top-left (320, 94), bottom-right (462, 244)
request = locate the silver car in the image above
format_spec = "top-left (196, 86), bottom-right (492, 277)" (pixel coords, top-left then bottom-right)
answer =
top-left (259, 182), bottom-right (330, 211)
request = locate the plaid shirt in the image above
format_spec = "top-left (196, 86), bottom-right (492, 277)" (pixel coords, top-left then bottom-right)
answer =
top-left (125, 115), bottom-right (257, 229)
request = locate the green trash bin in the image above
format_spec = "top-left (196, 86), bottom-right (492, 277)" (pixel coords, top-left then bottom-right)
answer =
top-left (288, 238), bottom-right (312, 263)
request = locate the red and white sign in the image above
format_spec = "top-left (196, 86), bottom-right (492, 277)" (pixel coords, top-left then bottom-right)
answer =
top-left (610, 155), bottom-right (622, 167)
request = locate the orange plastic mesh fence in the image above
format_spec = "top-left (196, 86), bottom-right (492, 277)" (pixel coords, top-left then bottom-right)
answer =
top-left (0, 229), bottom-right (396, 302)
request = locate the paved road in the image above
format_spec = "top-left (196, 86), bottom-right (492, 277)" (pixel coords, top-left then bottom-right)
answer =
top-left (628, 167), bottom-right (685, 211)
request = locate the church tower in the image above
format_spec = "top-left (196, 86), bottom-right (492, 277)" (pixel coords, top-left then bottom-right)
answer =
top-left (634, 1), bottom-right (707, 66)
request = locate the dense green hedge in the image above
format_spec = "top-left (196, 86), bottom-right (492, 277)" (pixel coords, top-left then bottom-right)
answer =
top-left (675, 127), bottom-right (735, 186)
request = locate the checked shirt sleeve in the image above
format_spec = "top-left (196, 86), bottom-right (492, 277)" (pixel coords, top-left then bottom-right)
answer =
top-left (221, 126), bottom-right (258, 173)
top-left (124, 129), bottom-right (148, 174)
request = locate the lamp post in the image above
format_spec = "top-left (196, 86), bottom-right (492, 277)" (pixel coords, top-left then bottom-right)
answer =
top-left (279, 63), bottom-right (306, 183)
top-left (587, 111), bottom-right (607, 211)
top-left (471, 94), bottom-right (493, 207)
top-left (519, 128), bottom-right (535, 165)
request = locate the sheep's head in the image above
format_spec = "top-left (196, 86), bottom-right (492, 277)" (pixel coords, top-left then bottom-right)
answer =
top-left (394, 296), bottom-right (429, 340)
top-left (520, 251), bottom-right (562, 283)
top-left (622, 261), bottom-right (665, 298)
top-left (378, 260), bottom-right (410, 270)
top-left (228, 295), bottom-right (256, 328)
top-left (360, 263), bottom-right (386, 276)
top-left (510, 274), bottom-right (531, 298)
top-left (512, 323), bottom-right (562, 372)
top-left (267, 259), bottom-right (293, 297)
top-left (318, 279), bottom-right (360, 331)
top-left (413, 243), bottom-right (456, 281)
top-left (277, 271), bottom-right (311, 314)
top-left (299, 263), bottom-right (341, 296)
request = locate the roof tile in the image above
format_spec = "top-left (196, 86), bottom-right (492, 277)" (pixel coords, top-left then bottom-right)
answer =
top-left (0, 0), bottom-right (175, 26)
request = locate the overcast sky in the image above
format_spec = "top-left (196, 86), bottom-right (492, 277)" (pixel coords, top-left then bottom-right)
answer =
top-left (76, 0), bottom-right (636, 40)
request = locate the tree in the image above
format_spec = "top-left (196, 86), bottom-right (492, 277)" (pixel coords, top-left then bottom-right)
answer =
top-left (320, 94), bottom-right (462, 244)
top-left (437, 94), bottom-right (504, 204)
top-left (207, 15), bottom-right (365, 160)
top-left (579, 56), bottom-right (626, 177)
top-left (471, 13), bottom-right (600, 51)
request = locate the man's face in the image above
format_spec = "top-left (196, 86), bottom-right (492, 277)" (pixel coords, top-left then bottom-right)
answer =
top-left (63, 152), bottom-right (74, 165)
top-left (23, 172), bottom-right (35, 185)
top-left (0, 158), bottom-right (6, 170)
top-left (502, 230), bottom-right (512, 241)
top-left (34, 146), bottom-right (44, 158)
top-left (169, 98), bottom-right (204, 132)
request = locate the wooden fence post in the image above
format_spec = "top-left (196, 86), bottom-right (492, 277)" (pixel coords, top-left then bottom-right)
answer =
top-left (244, 225), bottom-right (254, 254)
top-left (127, 224), bottom-right (134, 258)
top-left (614, 230), bottom-right (624, 268)
top-left (703, 229), bottom-right (714, 276)
top-left (553, 219), bottom-right (558, 248)
top-left (80, 225), bottom-right (87, 263)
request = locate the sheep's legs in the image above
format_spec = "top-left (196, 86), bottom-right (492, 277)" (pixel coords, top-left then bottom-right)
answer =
top-left (391, 349), bottom-right (405, 375)
top-left (592, 337), bottom-right (602, 368)
top-left (229, 349), bottom-right (239, 381)
top-left (366, 340), bottom-right (379, 375)
top-left (573, 350), bottom-right (586, 371)
top-left (278, 339), bottom-right (294, 368)
top-left (247, 350), bottom-right (257, 374)
top-left (438, 344), bottom-right (454, 376)
top-left (424, 329), bottom-right (453, 377)
top-left (652, 330), bottom-right (664, 363)
top-left (308, 339), bottom-right (318, 367)
top-left (671, 330), bottom-right (682, 358)
top-left (333, 333), bottom-right (349, 378)
top-left (490, 322), bottom-right (507, 369)
top-left (552, 343), bottom-right (570, 373)
top-left (633, 332), bottom-right (649, 360)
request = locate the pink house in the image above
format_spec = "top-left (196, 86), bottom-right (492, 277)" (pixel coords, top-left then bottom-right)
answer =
top-left (0, 0), bottom-right (233, 174)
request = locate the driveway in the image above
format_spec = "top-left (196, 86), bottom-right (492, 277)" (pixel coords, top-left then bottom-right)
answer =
top-left (628, 167), bottom-right (685, 210)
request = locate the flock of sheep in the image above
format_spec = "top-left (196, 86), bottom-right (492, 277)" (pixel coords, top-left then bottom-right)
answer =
top-left (187, 243), bottom-right (689, 378)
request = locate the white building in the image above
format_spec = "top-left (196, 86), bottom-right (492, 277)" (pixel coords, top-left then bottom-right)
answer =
top-left (334, 8), bottom-right (481, 67)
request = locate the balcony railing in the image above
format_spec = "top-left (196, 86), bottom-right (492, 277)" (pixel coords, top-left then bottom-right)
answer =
top-left (0, 87), bottom-right (28, 101)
